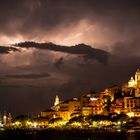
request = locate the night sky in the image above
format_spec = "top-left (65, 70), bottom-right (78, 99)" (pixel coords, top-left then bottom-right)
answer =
top-left (0, 0), bottom-right (140, 115)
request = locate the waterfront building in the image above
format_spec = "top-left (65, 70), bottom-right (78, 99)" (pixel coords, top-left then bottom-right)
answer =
top-left (56, 98), bottom-right (81, 121)
top-left (41, 97), bottom-right (81, 121)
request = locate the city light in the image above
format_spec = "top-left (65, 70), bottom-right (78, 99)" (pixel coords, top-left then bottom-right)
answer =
top-left (33, 122), bottom-right (37, 128)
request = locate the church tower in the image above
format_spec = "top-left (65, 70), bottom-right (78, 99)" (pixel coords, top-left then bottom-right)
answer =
top-left (54, 95), bottom-right (59, 106)
top-left (135, 69), bottom-right (140, 87)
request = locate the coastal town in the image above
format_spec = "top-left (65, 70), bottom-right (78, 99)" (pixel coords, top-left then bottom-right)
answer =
top-left (1, 69), bottom-right (140, 132)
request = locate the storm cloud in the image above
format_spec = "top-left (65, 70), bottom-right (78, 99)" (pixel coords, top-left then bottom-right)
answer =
top-left (15, 41), bottom-right (109, 64)
top-left (0, 46), bottom-right (18, 54)
top-left (0, 0), bottom-right (140, 48)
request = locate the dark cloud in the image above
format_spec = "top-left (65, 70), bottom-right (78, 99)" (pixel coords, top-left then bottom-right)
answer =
top-left (15, 41), bottom-right (109, 65)
top-left (4, 73), bottom-right (50, 79)
top-left (0, 0), bottom-right (140, 47)
top-left (111, 40), bottom-right (140, 57)
top-left (54, 57), bottom-right (64, 69)
top-left (0, 46), bottom-right (18, 54)
top-left (0, 44), bottom-right (140, 114)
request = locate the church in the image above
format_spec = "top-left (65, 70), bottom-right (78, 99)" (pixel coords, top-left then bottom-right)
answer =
top-left (128, 69), bottom-right (140, 88)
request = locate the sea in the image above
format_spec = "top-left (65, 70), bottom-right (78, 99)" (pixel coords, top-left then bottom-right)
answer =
top-left (0, 129), bottom-right (140, 140)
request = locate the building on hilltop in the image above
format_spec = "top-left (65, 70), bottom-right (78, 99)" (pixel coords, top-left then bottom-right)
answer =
top-left (122, 69), bottom-right (140, 97)
top-left (40, 69), bottom-right (140, 122)
top-left (135, 69), bottom-right (140, 88)
top-left (128, 69), bottom-right (140, 88)
top-left (128, 77), bottom-right (136, 88)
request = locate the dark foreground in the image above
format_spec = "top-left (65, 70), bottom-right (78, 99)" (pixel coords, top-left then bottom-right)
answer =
top-left (0, 129), bottom-right (140, 140)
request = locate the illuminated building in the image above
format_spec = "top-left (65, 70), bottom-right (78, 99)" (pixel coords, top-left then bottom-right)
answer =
top-left (41, 109), bottom-right (57, 118)
top-left (57, 111), bottom-right (71, 121)
top-left (82, 95), bottom-right (103, 116)
top-left (101, 86), bottom-right (121, 102)
top-left (128, 77), bottom-right (136, 88)
top-left (79, 95), bottom-right (90, 107)
top-left (90, 97), bottom-right (103, 114)
top-left (79, 91), bottom-right (97, 107)
top-left (135, 88), bottom-right (140, 97)
top-left (57, 98), bottom-right (81, 121)
top-left (124, 97), bottom-right (140, 116)
top-left (110, 99), bottom-right (124, 114)
top-left (128, 69), bottom-right (140, 88)
top-left (82, 106), bottom-right (93, 116)
top-left (41, 97), bottom-right (81, 121)
top-left (122, 69), bottom-right (140, 97)
top-left (40, 69), bottom-right (140, 124)
top-left (135, 69), bottom-right (140, 88)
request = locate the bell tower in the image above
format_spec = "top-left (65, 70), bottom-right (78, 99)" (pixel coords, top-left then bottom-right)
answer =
top-left (135, 69), bottom-right (140, 87)
top-left (54, 95), bottom-right (59, 106)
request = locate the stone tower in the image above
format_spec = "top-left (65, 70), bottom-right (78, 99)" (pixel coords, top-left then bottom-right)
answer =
top-left (54, 95), bottom-right (59, 106)
top-left (135, 69), bottom-right (140, 87)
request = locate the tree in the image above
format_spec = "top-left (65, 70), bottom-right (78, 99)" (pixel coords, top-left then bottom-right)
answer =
top-left (89, 115), bottom-right (108, 122)
top-left (49, 117), bottom-right (62, 124)
top-left (68, 116), bottom-right (84, 124)
top-left (110, 113), bottom-right (128, 122)
top-left (13, 115), bottom-right (31, 122)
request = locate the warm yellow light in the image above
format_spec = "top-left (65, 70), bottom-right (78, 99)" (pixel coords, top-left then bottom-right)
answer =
top-left (33, 122), bottom-right (37, 128)
top-left (117, 121), bottom-right (121, 125)
top-left (127, 112), bottom-right (134, 117)
top-left (15, 121), bottom-right (21, 126)
top-left (26, 121), bottom-right (32, 126)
